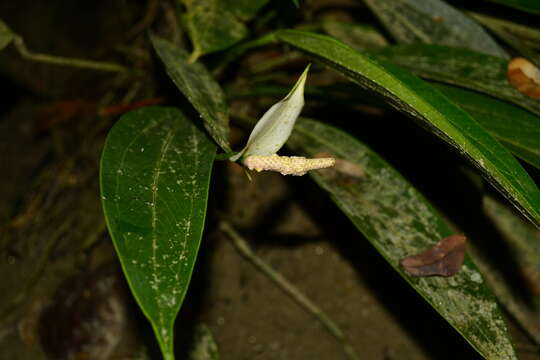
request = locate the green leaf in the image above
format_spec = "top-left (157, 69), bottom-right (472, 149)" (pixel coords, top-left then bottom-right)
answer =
top-left (100, 106), bottom-right (216, 360)
top-left (321, 21), bottom-right (388, 51)
top-left (374, 43), bottom-right (540, 117)
top-left (181, 0), bottom-right (249, 58)
top-left (0, 19), bottom-right (14, 51)
top-left (275, 30), bottom-right (540, 227)
top-left (292, 0), bottom-right (300, 7)
top-left (483, 0), bottom-right (540, 15)
top-left (188, 324), bottom-right (220, 360)
top-left (362, 0), bottom-right (509, 58)
top-left (434, 83), bottom-right (540, 170)
top-left (150, 34), bottom-right (231, 153)
top-left (287, 118), bottom-right (517, 360)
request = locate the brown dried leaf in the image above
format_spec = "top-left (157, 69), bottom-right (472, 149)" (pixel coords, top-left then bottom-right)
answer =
top-left (400, 235), bottom-right (466, 277)
top-left (507, 57), bottom-right (540, 99)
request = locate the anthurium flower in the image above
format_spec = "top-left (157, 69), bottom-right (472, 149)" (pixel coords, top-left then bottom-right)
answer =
top-left (230, 64), bottom-right (335, 176)
top-left (244, 154), bottom-right (335, 176)
top-left (230, 65), bottom-right (310, 161)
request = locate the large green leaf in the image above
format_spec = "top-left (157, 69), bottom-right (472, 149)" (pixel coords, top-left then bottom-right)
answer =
top-left (275, 30), bottom-right (540, 227)
top-left (150, 34), bottom-right (231, 153)
top-left (100, 106), bottom-right (216, 360)
top-left (362, 0), bottom-right (508, 58)
top-left (374, 43), bottom-right (540, 117)
top-left (484, 0), bottom-right (540, 15)
top-left (181, 0), bottom-right (249, 58)
top-left (434, 83), bottom-right (540, 170)
top-left (287, 118), bottom-right (517, 359)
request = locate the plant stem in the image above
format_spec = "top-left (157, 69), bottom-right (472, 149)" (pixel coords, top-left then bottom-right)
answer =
top-left (219, 221), bottom-right (360, 360)
top-left (12, 35), bottom-right (129, 73)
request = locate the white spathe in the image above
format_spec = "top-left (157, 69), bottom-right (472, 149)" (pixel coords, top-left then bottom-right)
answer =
top-left (230, 64), bottom-right (310, 161)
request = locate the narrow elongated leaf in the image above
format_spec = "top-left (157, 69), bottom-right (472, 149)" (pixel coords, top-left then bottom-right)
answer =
top-left (181, 0), bottom-right (248, 58)
top-left (275, 30), bottom-right (540, 227)
top-left (0, 19), bottom-right (14, 51)
top-left (362, 0), bottom-right (509, 58)
top-left (287, 118), bottom-right (517, 360)
top-left (150, 34), bottom-right (231, 152)
top-left (484, 0), bottom-right (540, 15)
top-left (374, 43), bottom-right (540, 117)
top-left (434, 83), bottom-right (540, 170)
top-left (100, 106), bottom-right (216, 360)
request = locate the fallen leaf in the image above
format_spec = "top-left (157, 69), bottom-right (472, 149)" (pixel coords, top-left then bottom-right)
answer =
top-left (507, 57), bottom-right (540, 99)
top-left (400, 234), bottom-right (466, 277)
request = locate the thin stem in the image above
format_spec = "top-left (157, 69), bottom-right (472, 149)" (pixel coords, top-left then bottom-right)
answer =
top-left (220, 221), bottom-right (360, 360)
top-left (13, 35), bottom-right (129, 73)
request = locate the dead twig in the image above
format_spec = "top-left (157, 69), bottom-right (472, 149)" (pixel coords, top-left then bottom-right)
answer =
top-left (219, 221), bottom-right (360, 360)
top-left (12, 35), bottom-right (130, 73)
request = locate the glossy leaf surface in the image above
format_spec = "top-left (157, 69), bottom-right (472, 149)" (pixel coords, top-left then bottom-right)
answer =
top-left (100, 107), bottom-right (216, 359)
top-left (151, 34), bottom-right (231, 152)
top-left (287, 118), bottom-right (517, 360)
top-left (275, 30), bottom-right (540, 227)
